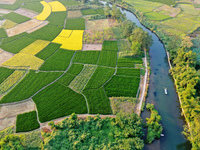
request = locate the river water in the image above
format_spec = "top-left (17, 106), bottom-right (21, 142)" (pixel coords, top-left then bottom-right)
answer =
top-left (103, 2), bottom-right (191, 150)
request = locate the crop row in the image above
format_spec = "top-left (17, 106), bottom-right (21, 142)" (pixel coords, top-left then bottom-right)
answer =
top-left (97, 51), bottom-right (117, 67)
top-left (116, 68), bottom-right (140, 77)
top-left (0, 67), bottom-right (14, 84)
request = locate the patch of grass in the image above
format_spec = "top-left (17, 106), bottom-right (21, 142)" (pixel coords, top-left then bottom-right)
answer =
top-left (97, 51), bottom-right (117, 67)
top-left (116, 68), bottom-right (140, 77)
top-left (145, 0), bottom-right (175, 6)
top-left (47, 11), bottom-right (68, 26)
top-left (83, 87), bottom-right (112, 114)
top-left (67, 63), bottom-right (84, 75)
top-left (72, 51), bottom-right (100, 65)
top-left (0, 28), bottom-right (7, 38)
top-left (84, 66), bottom-right (115, 90)
top-left (39, 49), bottom-right (74, 71)
top-left (81, 9), bottom-right (97, 15)
top-left (58, 0), bottom-right (81, 6)
top-left (65, 18), bottom-right (85, 30)
top-left (35, 43), bottom-right (61, 60)
top-left (33, 82), bottom-right (87, 123)
top-left (16, 111), bottom-right (40, 132)
top-left (104, 75), bottom-right (140, 97)
top-left (28, 25), bottom-right (63, 41)
top-left (0, 36), bottom-right (37, 54)
top-left (0, 67), bottom-right (14, 84)
top-left (102, 40), bottom-right (118, 51)
top-left (144, 12), bottom-right (172, 21)
top-left (1, 32), bottom-right (28, 44)
top-left (0, 71), bottom-right (62, 104)
top-left (67, 10), bottom-right (82, 18)
top-left (3, 12), bottom-right (30, 24)
top-left (96, 8), bottom-right (104, 15)
top-left (21, 1), bottom-right (43, 13)
top-left (117, 57), bottom-right (143, 67)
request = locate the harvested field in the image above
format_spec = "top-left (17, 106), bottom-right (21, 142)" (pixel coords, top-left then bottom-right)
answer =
top-left (0, 50), bottom-right (14, 66)
top-left (0, 0), bottom-right (16, 4)
top-left (0, 9), bottom-right (11, 14)
top-left (26, 21), bottom-right (48, 33)
top-left (1, 19), bottom-right (17, 29)
top-left (6, 19), bottom-right (48, 37)
top-left (0, 116), bottom-right (16, 131)
top-left (67, 10), bottom-right (82, 18)
top-left (14, 8), bottom-right (38, 18)
top-left (86, 19), bottom-right (110, 30)
top-left (82, 44), bottom-right (102, 51)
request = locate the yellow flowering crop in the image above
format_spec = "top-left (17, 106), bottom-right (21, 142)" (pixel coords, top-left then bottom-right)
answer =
top-left (2, 19), bottom-right (17, 29)
top-left (19, 40), bottom-right (50, 55)
top-left (2, 53), bottom-right (44, 70)
top-left (59, 29), bottom-right (72, 38)
top-left (0, 70), bottom-right (26, 94)
top-left (35, 1), bottom-right (51, 21)
top-left (49, 1), bottom-right (66, 12)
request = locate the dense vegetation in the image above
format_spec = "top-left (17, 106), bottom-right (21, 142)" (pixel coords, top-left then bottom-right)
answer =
top-left (47, 11), bottom-right (68, 26)
top-left (65, 18), bottom-right (85, 30)
top-left (97, 51), bottom-right (117, 67)
top-left (2, 12), bottom-right (30, 24)
top-left (0, 67), bottom-right (14, 84)
top-left (102, 40), bottom-right (118, 51)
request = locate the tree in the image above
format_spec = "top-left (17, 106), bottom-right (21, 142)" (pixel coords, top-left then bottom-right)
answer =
top-left (104, 5), bottom-right (111, 17)
top-left (121, 20), bottom-right (135, 37)
top-left (181, 36), bottom-right (193, 49)
top-left (131, 41), bottom-right (142, 56)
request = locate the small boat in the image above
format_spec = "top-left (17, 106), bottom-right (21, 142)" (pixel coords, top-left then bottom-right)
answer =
top-left (164, 88), bottom-right (167, 95)
top-left (161, 134), bottom-right (164, 137)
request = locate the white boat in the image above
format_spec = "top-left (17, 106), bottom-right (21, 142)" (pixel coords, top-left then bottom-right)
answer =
top-left (164, 88), bottom-right (167, 95)
top-left (161, 134), bottom-right (164, 137)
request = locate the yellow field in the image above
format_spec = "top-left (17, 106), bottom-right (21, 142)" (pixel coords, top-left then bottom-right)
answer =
top-left (49, 1), bottom-right (66, 12)
top-left (2, 53), bottom-right (44, 70)
top-left (19, 40), bottom-right (50, 55)
top-left (52, 30), bottom-right (84, 50)
top-left (59, 29), bottom-right (72, 38)
top-left (0, 70), bottom-right (26, 94)
top-left (2, 19), bottom-right (17, 29)
top-left (35, 1), bottom-right (51, 20)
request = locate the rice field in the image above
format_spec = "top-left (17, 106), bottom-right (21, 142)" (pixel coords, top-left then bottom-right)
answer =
top-left (0, 67), bottom-right (14, 84)
top-left (97, 51), bottom-right (117, 67)
top-left (72, 51), bottom-right (100, 64)
top-left (3, 12), bottom-right (30, 24)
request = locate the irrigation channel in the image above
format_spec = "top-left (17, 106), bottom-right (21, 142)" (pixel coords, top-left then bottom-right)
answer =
top-left (100, 1), bottom-right (192, 149)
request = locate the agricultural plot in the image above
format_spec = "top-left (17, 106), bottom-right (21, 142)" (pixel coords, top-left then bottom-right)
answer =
top-left (1, 19), bottom-right (17, 29)
top-left (0, 71), bottom-right (63, 104)
top-left (19, 40), bottom-right (50, 55)
top-left (69, 64), bottom-right (97, 93)
top-left (178, 4), bottom-right (199, 15)
top-left (104, 75), bottom-right (140, 97)
top-left (65, 18), bottom-right (85, 30)
top-left (144, 12), bottom-right (172, 21)
top-left (83, 87), bottom-right (112, 114)
top-left (117, 57), bottom-right (143, 68)
top-left (67, 10), bottom-right (82, 18)
top-left (145, 0), bottom-right (175, 5)
top-left (0, 50), bottom-right (15, 66)
top-left (0, 28), bottom-right (7, 38)
top-left (0, 67), bottom-right (14, 84)
top-left (28, 25), bottom-right (63, 41)
top-left (116, 68), bottom-right (140, 77)
top-left (21, 2), bottom-right (43, 13)
top-left (67, 63), bottom-right (84, 75)
top-left (97, 51), bottom-right (117, 67)
top-left (102, 40), bottom-right (118, 51)
top-left (2, 53), bottom-right (44, 70)
top-left (154, 5), bottom-right (180, 17)
top-left (35, 1), bottom-right (51, 21)
top-left (57, 0), bottom-right (81, 6)
top-left (39, 49), bottom-right (74, 71)
top-left (85, 19), bottom-right (110, 30)
top-left (81, 9), bottom-right (97, 15)
top-left (47, 11), bottom-right (67, 26)
top-left (35, 43), bottom-right (61, 60)
top-left (1, 32), bottom-right (27, 44)
top-left (3, 12), bottom-right (30, 23)
top-left (16, 111), bottom-right (40, 132)
top-left (14, 8), bottom-right (38, 18)
top-left (49, 1), bottom-right (66, 12)
top-left (72, 51), bottom-right (100, 65)
top-left (82, 44), bottom-right (102, 51)
top-left (32, 82), bottom-right (87, 123)
top-left (96, 8), bottom-right (104, 15)
top-left (84, 66), bottom-right (115, 90)
top-left (0, 70), bottom-right (26, 94)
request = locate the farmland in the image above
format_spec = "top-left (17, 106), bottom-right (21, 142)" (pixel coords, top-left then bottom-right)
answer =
top-left (97, 51), bottom-right (117, 67)
top-left (3, 12), bottom-right (30, 24)
top-left (0, 67), bottom-right (14, 84)
top-left (65, 18), bottom-right (85, 30)
top-left (72, 51), bottom-right (100, 64)
top-left (0, 28), bottom-right (7, 38)
top-left (102, 40), bottom-right (118, 51)
top-left (47, 11), bottom-right (68, 26)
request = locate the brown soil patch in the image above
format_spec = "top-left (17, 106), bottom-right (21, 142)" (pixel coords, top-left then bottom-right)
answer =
top-left (193, 0), bottom-right (200, 4)
top-left (108, 19), bottom-right (118, 27)
top-left (0, 116), bottom-right (16, 130)
top-left (82, 44), bottom-right (102, 51)
top-left (86, 19), bottom-right (110, 30)
top-left (0, 0), bottom-right (16, 4)
top-left (0, 50), bottom-right (14, 66)
top-left (14, 8), bottom-right (38, 18)
top-left (27, 21), bottom-right (48, 33)
top-left (6, 19), bottom-right (48, 36)
top-left (0, 9), bottom-right (11, 14)
top-left (67, 10), bottom-right (82, 18)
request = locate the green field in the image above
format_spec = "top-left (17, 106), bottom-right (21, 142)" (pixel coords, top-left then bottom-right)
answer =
top-left (0, 67), bottom-right (14, 84)
top-left (35, 43), bottom-right (61, 60)
top-left (33, 82), bottom-right (87, 123)
top-left (116, 68), bottom-right (140, 77)
top-left (67, 63), bottom-right (84, 75)
top-left (83, 87), bottom-right (112, 114)
top-left (72, 51), bottom-right (100, 64)
top-left (3, 12), bottom-right (30, 24)
top-left (0, 28), bottom-right (7, 38)
top-left (21, 2), bottom-right (43, 13)
top-left (145, 0), bottom-right (175, 5)
top-left (47, 11), bottom-right (68, 26)
top-left (144, 12), bottom-right (171, 21)
top-left (81, 9), bottom-right (97, 15)
top-left (97, 51), bottom-right (117, 67)
top-left (104, 75), bottom-right (140, 97)
top-left (39, 49), bottom-right (74, 71)
top-left (96, 8), bottom-right (104, 15)
top-left (1, 32), bottom-right (28, 44)
top-left (117, 57), bottom-right (143, 67)
top-left (0, 36), bottom-right (37, 54)
top-left (58, 0), bottom-right (81, 6)
top-left (102, 40), bottom-right (118, 51)
top-left (16, 111), bottom-right (40, 132)
top-left (84, 66), bottom-right (115, 90)
top-left (65, 18), bottom-right (85, 30)
top-left (0, 71), bottom-right (62, 104)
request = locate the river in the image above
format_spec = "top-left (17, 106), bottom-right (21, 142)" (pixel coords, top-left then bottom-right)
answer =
top-left (102, 1), bottom-right (191, 149)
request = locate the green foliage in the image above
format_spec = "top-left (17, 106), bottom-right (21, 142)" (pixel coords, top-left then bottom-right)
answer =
top-left (72, 51), bottom-right (100, 64)
top-left (97, 51), bottom-right (117, 67)
top-left (145, 0), bottom-right (175, 5)
top-left (47, 11), bottom-right (68, 26)
top-left (0, 36), bottom-right (36, 54)
top-left (96, 8), bottom-right (104, 15)
top-left (85, 66), bottom-right (115, 90)
top-left (39, 49), bottom-right (74, 71)
top-left (0, 67), bottom-right (14, 84)
top-left (117, 57), bottom-right (143, 68)
top-left (35, 43), bottom-right (61, 60)
top-left (121, 20), bottom-right (135, 37)
top-left (67, 63), bottom-right (84, 75)
top-left (58, 0), bottom-right (81, 6)
top-left (104, 75), bottom-right (140, 97)
top-left (1, 32), bottom-right (28, 44)
top-left (3, 12), bottom-right (30, 24)
top-left (16, 111), bottom-right (40, 132)
top-left (33, 82), bottom-right (87, 123)
top-left (102, 40), bottom-right (118, 51)
top-left (0, 71), bottom-right (62, 104)
top-left (23, 131), bottom-right (43, 149)
top-left (65, 18), bottom-right (85, 30)
top-left (0, 127), bottom-right (13, 140)
top-left (0, 28), bottom-right (7, 38)
top-left (144, 12), bottom-right (171, 21)
top-left (116, 68), bottom-right (140, 77)
top-left (21, 1), bottom-right (43, 13)
top-left (81, 9), bottom-right (97, 15)
top-left (28, 25), bottom-right (63, 41)
top-left (83, 87), bottom-right (112, 114)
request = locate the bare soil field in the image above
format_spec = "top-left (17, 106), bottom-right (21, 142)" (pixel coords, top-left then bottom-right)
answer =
top-left (82, 44), bottom-right (102, 51)
top-left (0, 0), bottom-right (16, 4)
top-left (0, 116), bottom-right (16, 130)
top-left (68, 10), bottom-right (82, 18)
top-left (0, 50), bottom-right (14, 66)
top-left (6, 19), bottom-right (48, 36)
top-left (27, 21), bottom-right (48, 33)
top-left (0, 8), bottom-right (11, 14)
top-left (86, 19), bottom-right (110, 30)
top-left (14, 9), bottom-right (38, 18)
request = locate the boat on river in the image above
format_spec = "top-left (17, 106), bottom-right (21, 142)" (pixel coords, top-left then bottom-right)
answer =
top-left (164, 88), bottom-right (167, 95)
